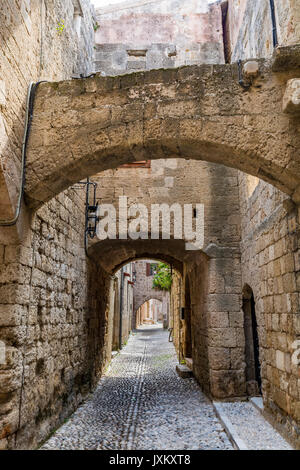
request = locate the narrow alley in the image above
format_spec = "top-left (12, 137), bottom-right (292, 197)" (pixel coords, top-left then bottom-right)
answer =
top-left (41, 325), bottom-right (291, 451)
top-left (1, 0), bottom-right (300, 452)
top-left (41, 325), bottom-right (233, 450)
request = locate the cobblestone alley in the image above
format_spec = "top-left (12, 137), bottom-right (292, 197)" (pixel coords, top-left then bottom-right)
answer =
top-left (41, 325), bottom-right (232, 450)
top-left (41, 325), bottom-right (291, 451)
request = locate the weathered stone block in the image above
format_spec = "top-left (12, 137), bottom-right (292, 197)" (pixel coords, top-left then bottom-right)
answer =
top-left (210, 370), bottom-right (246, 398)
top-left (208, 328), bottom-right (237, 348)
top-left (0, 368), bottom-right (22, 394)
top-left (274, 388), bottom-right (289, 413)
top-left (283, 79), bottom-right (300, 114)
top-left (4, 245), bottom-right (33, 266)
top-left (243, 60), bottom-right (259, 77)
top-left (0, 285), bottom-right (30, 305)
top-left (0, 304), bottom-right (27, 327)
top-left (229, 312), bottom-right (244, 328)
top-left (208, 347), bottom-right (230, 370)
top-left (230, 348), bottom-right (245, 370)
top-left (207, 294), bottom-right (240, 312)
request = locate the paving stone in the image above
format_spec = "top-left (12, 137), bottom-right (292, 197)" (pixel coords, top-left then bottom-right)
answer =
top-left (176, 364), bottom-right (193, 378)
top-left (214, 401), bottom-right (293, 450)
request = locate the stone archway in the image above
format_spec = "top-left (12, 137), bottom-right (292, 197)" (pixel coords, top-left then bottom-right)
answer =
top-left (25, 61), bottom-right (300, 209)
top-left (135, 298), bottom-right (164, 327)
top-left (88, 238), bottom-right (189, 275)
top-left (242, 284), bottom-right (262, 397)
top-left (132, 259), bottom-right (170, 327)
top-left (135, 296), bottom-right (165, 315)
top-left (88, 236), bottom-right (249, 399)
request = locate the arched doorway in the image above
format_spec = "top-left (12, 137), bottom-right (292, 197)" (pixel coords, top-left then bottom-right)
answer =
top-left (242, 285), bottom-right (262, 397)
top-left (103, 252), bottom-right (182, 354)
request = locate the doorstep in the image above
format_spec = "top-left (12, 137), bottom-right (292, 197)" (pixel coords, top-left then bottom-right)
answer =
top-left (176, 364), bottom-right (193, 378)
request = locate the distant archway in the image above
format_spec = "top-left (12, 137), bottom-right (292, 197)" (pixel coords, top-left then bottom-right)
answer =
top-left (136, 299), bottom-right (163, 328)
top-left (87, 238), bottom-right (199, 275)
top-left (135, 296), bottom-right (165, 315)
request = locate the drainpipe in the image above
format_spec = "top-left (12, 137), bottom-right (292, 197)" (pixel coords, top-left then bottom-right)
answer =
top-left (119, 267), bottom-right (124, 350)
top-left (269, 0), bottom-right (278, 48)
top-left (0, 82), bottom-right (43, 227)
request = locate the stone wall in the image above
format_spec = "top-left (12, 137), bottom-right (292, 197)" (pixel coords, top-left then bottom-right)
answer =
top-left (236, 172), bottom-right (300, 447)
top-left (111, 264), bottom-right (134, 349)
top-left (133, 260), bottom-right (169, 328)
top-left (0, 186), bottom-right (113, 450)
top-left (170, 247), bottom-right (244, 399)
top-left (94, 0), bottom-right (224, 75)
top-left (0, 0), bottom-right (109, 450)
top-left (238, 174), bottom-right (300, 445)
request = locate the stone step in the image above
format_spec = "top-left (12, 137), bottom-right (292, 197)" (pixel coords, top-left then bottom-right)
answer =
top-left (176, 364), bottom-right (193, 378)
top-left (185, 357), bottom-right (193, 370)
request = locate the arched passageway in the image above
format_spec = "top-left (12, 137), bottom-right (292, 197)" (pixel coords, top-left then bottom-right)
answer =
top-left (25, 62), bottom-right (300, 208)
top-left (242, 285), bottom-right (262, 397)
top-left (135, 297), bottom-right (164, 317)
top-left (87, 236), bottom-right (250, 400)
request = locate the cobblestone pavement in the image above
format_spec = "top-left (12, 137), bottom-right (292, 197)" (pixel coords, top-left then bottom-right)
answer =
top-left (214, 402), bottom-right (293, 450)
top-left (41, 324), bottom-right (233, 450)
